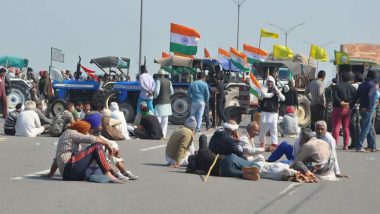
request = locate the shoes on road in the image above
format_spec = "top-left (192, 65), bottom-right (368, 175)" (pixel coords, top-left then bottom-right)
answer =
top-left (123, 170), bottom-right (139, 180)
top-left (356, 148), bottom-right (369, 153)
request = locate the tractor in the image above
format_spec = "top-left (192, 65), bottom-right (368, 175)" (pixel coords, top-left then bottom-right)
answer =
top-left (224, 59), bottom-right (315, 126)
top-left (0, 55), bottom-right (33, 111)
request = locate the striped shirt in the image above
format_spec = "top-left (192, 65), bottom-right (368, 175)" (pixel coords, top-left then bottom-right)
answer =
top-left (55, 129), bottom-right (97, 175)
top-left (305, 79), bottom-right (326, 106)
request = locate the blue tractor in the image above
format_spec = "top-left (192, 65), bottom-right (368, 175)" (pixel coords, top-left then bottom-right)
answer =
top-left (49, 56), bottom-right (138, 121)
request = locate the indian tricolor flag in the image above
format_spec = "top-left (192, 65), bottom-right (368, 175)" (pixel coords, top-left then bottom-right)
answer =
top-left (230, 48), bottom-right (249, 72)
top-left (243, 43), bottom-right (268, 63)
top-left (249, 70), bottom-right (261, 97)
top-left (218, 48), bottom-right (230, 58)
top-left (170, 23), bottom-right (200, 55)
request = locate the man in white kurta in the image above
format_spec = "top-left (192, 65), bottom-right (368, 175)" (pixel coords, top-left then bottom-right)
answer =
top-left (153, 69), bottom-right (174, 138)
top-left (258, 76), bottom-right (285, 147)
top-left (15, 101), bottom-right (45, 137)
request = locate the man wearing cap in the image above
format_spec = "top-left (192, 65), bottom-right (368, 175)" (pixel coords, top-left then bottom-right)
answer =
top-left (154, 69), bottom-right (174, 138)
top-left (136, 65), bottom-right (155, 122)
top-left (133, 101), bottom-right (163, 140)
top-left (4, 103), bottom-right (23, 135)
top-left (165, 116), bottom-right (197, 167)
top-left (15, 101), bottom-right (45, 137)
top-left (208, 119), bottom-right (244, 158)
top-left (258, 75), bottom-right (285, 148)
top-left (279, 106), bottom-right (299, 137)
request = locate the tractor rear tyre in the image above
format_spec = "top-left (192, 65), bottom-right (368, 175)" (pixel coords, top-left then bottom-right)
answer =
top-left (324, 101), bottom-right (333, 132)
top-left (297, 95), bottom-right (311, 128)
top-left (7, 81), bottom-right (31, 110)
top-left (51, 99), bottom-right (67, 116)
top-left (169, 91), bottom-right (190, 125)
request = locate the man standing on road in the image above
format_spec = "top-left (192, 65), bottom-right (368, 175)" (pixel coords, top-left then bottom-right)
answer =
top-left (136, 65), bottom-right (155, 123)
top-left (348, 73), bottom-right (363, 149)
top-left (258, 76), bottom-right (285, 148)
top-left (188, 72), bottom-right (210, 133)
top-left (0, 68), bottom-right (9, 118)
top-left (350, 69), bottom-right (378, 152)
top-left (154, 69), bottom-right (174, 138)
top-left (305, 70), bottom-right (326, 130)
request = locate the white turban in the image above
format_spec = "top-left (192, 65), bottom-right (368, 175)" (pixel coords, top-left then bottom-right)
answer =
top-left (223, 122), bottom-right (239, 131)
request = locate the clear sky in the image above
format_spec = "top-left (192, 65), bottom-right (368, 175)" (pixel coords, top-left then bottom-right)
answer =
top-left (2, 0), bottom-right (379, 82)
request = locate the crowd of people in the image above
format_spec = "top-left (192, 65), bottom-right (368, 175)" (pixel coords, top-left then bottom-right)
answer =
top-left (0, 65), bottom-right (379, 184)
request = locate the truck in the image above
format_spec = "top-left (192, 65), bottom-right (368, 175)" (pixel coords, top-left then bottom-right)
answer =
top-left (326, 43), bottom-right (380, 133)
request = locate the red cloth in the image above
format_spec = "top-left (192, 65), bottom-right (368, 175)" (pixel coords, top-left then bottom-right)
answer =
top-left (81, 65), bottom-right (99, 81)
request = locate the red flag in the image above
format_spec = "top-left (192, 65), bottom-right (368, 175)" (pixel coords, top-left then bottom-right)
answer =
top-left (162, 51), bottom-right (170, 58)
top-left (81, 65), bottom-right (99, 81)
top-left (204, 48), bottom-right (211, 58)
top-left (81, 65), bottom-right (95, 73)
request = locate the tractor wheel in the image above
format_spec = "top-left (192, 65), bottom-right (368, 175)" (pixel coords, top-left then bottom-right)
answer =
top-left (7, 81), bottom-right (31, 110)
top-left (324, 101), bottom-right (333, 132)
top-left (297, 95), bottom-right (311, 128)
top-left (104, 91), bottom-right (135, 123)
top-left (224, 106), bottom-right (242, 124)
top-left (375, 105), bottom-right (380, 134)
top-left (225, 87), bottom-right (240, 107)
top-left (51, 99), bottom-right (67, 116)
top-left (169, 91), bottom-right (190, 125)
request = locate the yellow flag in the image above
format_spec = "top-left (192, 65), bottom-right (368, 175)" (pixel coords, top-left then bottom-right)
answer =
top-left (273, 45), bottom-right (294, 59)
top-left (310, 45), bottom-right (328, 62)
top-left (260, 28), bottom-right (279, 39)
top-left (334, 51), bottom-right (350, 65)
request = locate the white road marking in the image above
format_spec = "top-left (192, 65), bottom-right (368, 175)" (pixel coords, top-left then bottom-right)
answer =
top-left (279, 183), bottom-right (301, 195)
top-left (139, 144), bottom-right (166, 152)
top-left (11, 169), bottom-right (50, 180)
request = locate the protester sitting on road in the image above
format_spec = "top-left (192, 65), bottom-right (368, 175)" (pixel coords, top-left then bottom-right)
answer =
top-left (35, 101), bottom-right (52, 127)
top-left (165, 116), bottom-right (197, 167)
top-left (239, 121), bottom-right (271, 161)
top-left (81, 102), bottom-right (91, 118)
top-left (44, 120), bottom-right (123, 183)
top-left (50, 102), bottom-right (75, 137)
top-left (72, 101), bottom-right (83, 120)
top-left (133, 101), bottom-right (163, 140)
top-left (15, 101), bottom-right (45, 137)
top-left (314, 120), bottom-right (345, 177)
top-left (187, 135), bottom-right (317, 182)
top-left (279, 106), bottom-right (299, 137)
top-left (209, 120), bottom-right (245, 158)
top-left (110, 102), bottom-right (130, 140)
top-left (294, 128), bottom-right (335, 176)
top-left (4, 103), bottom-right (23, 135)
top-left (101, 109), bottom-right (125, 141)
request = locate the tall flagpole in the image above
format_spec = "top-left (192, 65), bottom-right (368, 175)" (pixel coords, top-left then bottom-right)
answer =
top-left (138, 0), bottom-right (143, 68)
top-left (233, 0), bottom-right (247, 50)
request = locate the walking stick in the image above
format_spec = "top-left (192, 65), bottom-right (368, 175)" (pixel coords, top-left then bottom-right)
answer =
top-left (203, 154), bottom-right (219, 182)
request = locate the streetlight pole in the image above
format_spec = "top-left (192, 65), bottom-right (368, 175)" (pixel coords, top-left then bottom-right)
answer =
top-left (268, 22), bottom-right (305, 46)
top-left (138, 0), bottom-right (143, 68)
top-left (233, 0), bottom-right (247, 50)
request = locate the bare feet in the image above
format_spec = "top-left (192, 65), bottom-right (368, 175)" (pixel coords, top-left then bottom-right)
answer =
top-left (106, 172), bottom-right (123, 184)
top-left (242, 166), bottom-right (260, 181)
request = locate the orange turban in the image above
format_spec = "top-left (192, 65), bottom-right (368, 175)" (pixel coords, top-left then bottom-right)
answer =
top-left (70, 121), bottom-right (91, 134)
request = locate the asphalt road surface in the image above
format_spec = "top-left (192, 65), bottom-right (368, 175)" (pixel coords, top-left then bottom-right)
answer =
top-left (1, 118), bottom-right (380, 214)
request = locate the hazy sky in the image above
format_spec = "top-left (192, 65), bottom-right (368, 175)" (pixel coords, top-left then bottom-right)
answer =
top-left (2, 0), bottom-right (380, 81)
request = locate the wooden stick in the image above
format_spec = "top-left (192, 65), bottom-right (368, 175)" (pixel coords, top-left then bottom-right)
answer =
top-left (203, 154), bottom-right (220, 182)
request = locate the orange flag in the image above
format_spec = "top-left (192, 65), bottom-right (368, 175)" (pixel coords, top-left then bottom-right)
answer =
top-left (204, 48), bottom-right (211, 58)
top-left (162, 51), bottom-right (170, 58)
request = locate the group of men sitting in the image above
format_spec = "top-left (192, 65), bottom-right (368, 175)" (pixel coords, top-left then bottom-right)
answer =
top-left (165, 117), bottom-right (346, 182)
